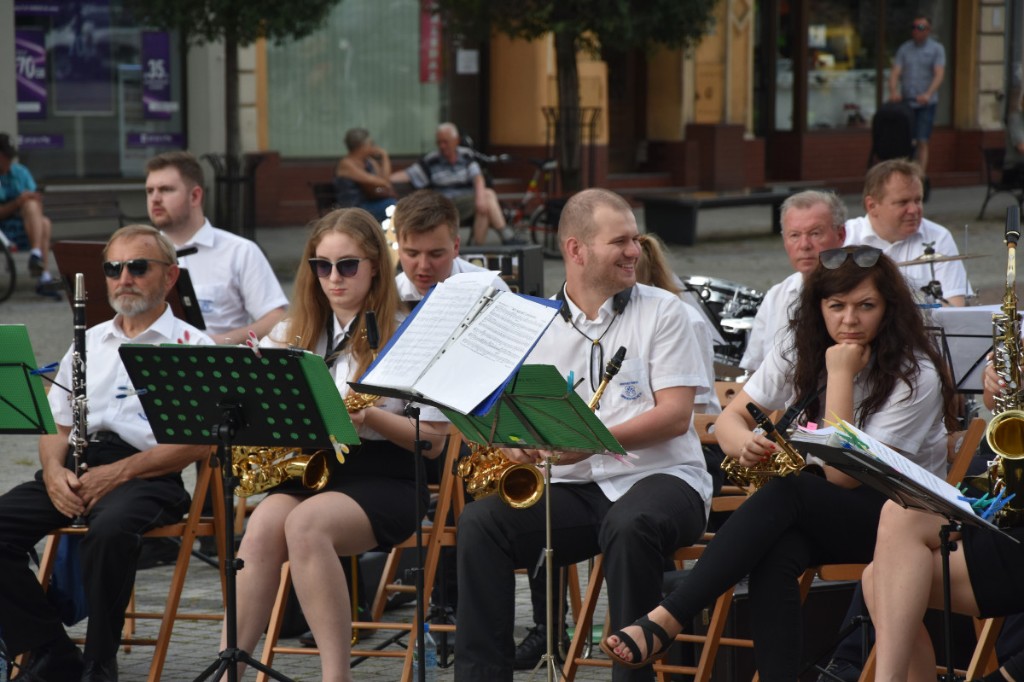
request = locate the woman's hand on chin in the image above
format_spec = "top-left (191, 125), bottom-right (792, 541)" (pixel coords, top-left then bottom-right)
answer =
top-left (825, 342), bottom-right (870, 377)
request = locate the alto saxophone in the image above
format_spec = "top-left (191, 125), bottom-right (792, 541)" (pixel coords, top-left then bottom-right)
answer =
top-left (231, 311), bottom-right (384, 496)
top-left (70, 273), bottom-right (88, 528)
top-left (966, 206), bottom-right (1024, 526)
top-left (457, 347), bottom-right (627, 508)
top-left (720, 402), bottom-right (807, 492)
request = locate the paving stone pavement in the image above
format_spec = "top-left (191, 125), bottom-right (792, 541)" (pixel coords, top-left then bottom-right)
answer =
top-left (0, 184), bottom-right (1015, 680)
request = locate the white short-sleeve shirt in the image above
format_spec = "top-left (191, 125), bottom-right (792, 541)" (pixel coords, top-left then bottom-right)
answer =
top-left (48, 305), bottom-right (214, 453)
top-left (844, 216), bottom-right (973, 300)
top-left (744, 345), bottom-right (949, 477)
top-left (740, 271), bottom-right (803, 372)
top-left (529, 283), bottom-right (713, 513)
top-left (171, 220), bottom-right (289, 337)
top-left (396, 256), bottom-right (509, 304)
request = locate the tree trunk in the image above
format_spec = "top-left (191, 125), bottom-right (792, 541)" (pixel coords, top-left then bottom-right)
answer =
top-left (223, 31), bottom-right (242, 232)
top-left (554, 31), bottom-right (582, 193)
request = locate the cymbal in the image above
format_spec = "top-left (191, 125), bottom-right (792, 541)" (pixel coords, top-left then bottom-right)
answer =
top-left (897, 253), bottom-right (986, 267)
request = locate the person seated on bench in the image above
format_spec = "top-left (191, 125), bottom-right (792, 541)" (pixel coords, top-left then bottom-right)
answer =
top-left (0, 224), bottom-right (212, 682)
top-left (333, 127), bottom-right (397, 222)
top-left (0, 132), bottom-right (60, 299)
top-left (390, 122), bottom-right (523, 246)
top-left (220, 207), bottom-right (449, 681)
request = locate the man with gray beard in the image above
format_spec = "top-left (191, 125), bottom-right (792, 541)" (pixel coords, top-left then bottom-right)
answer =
top-left (0, 225), bottom-right (212, 682)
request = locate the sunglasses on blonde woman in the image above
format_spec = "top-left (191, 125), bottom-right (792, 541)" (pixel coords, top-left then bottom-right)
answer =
top-left (308, 257), bottom-right (367, 279)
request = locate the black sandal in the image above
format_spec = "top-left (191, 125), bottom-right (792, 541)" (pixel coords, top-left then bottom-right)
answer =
top-left (599, 614), bottom-right (670, 669)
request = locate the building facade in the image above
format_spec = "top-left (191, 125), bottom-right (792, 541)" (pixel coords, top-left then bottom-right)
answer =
top-left (0, 0), bottom-right (1017, 227)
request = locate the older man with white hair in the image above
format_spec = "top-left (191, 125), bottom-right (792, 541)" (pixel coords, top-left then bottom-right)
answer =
top-left (390, 122), bottom-right (522, 246)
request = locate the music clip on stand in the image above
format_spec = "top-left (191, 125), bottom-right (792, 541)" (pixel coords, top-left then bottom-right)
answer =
top-left (119, 344), bottom-right (358, 682)
top-left (803, 442), bottom-right (1017, 682)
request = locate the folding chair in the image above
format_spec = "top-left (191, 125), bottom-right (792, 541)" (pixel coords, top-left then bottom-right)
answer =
top-left (561, 413), bottom-right (751, 681)
top-left (256, 429), bottom-right (464, 682)
top-left (31, 452), bottom-right (229, 682)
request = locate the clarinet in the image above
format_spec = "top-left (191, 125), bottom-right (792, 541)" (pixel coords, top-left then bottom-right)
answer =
top-left (70, 273), bottom-right (88, 528)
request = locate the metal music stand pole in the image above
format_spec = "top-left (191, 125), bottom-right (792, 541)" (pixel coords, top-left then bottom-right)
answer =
top-left (404, 404), bottom-right (432, 682)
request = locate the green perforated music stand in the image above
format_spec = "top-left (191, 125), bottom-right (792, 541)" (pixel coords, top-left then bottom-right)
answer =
top-left (119, 344), bottom-right (359, 682)
top-left (440, 364), bottom-right (625, 456)
top-left (0, 325), bottom-right (57, 435)
top-left (440, 363), bottom-right (624, 682)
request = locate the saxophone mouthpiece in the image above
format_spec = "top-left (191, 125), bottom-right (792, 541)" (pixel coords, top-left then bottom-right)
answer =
top-left (1007, 205), bottom-right (1020, 246)
top-left (745, 402), bottom-right (776, 434)
top-left (365, 310), bottom-right (379, 351)
top-left (605, 346), bottom-right (627, 381)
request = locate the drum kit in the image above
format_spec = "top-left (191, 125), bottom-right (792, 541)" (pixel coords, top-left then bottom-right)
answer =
top-left (682, 275), bottom-right (764, 374)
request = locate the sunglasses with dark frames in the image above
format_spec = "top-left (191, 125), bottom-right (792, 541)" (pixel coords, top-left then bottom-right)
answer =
top-left (308, 257), bottom-right (367, 279)
top-left (819, 246), bottom-right (883, 270)
top-left (102, 259), bottom-right (172, 279)
top-left (912, 22), bottom-right (929, 30)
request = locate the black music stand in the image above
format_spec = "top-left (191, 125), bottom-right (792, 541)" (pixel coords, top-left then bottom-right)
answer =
top-left (802, 442), bottom-right (1017, 682)
top-left (120, 344), bottom-right (358, 682)
top-left (0, 325), bottom-right (57, 435)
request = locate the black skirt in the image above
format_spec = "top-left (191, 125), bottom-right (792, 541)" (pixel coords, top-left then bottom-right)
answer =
top-left (963, 521), bottom-right (1024, 617)
top-left (267, 439), bottom-right (429, 550)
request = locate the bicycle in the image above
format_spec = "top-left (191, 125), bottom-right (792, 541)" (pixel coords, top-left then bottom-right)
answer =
top-left (474, 152), bottom-right (561, 258)
top-left (0, 229), bottom-right (15, 303)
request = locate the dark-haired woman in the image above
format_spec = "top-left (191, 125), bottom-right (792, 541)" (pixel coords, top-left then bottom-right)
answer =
top-left (601, 246), bottom-right (958, 681)
top-left (220, 208), bottom-right (447, 682)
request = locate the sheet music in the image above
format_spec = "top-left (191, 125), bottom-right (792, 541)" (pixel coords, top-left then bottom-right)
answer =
top-left (794, 423), bottom-right (974, 515)
top-left (359, 271), bottom-right (560, 414)
top-left (362, 274), bottom-right (494, 387)
top-left (415, 291), bottom-right (556, 412)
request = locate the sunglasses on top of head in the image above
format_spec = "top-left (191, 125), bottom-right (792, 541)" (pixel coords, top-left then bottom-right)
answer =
top-left (308, 257), bottom-right (368, 279)
top-left (818, 246), bottom-right (883, 270)
top-left (102, 259), bottom-right (171, 279)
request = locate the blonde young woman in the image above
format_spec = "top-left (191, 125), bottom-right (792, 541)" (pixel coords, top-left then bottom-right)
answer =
top-left (220, 208), bottom-right (447, 682)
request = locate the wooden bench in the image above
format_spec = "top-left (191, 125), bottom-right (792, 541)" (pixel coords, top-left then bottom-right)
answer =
top-left (42, 190), bottom-right (131, 227)
top-left (640, 187), bottom-right (801, 246)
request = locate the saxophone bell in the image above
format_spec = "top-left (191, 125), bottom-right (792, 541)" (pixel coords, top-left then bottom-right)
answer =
top-left (965, 206), bottom-right (1024, 526)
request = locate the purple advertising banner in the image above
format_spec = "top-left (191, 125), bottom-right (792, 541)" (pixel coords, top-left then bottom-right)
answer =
top-left (142, 31), bottom-right (176, 120)
top-left (18, 134), bottom-right (65, 150)
top-left (126, 132), bottom-right (185, 148)
top-left (14, 1), bottom-right (61, 16)
top-left (15, 29), bottom-right (47, 120)
top-left (51, 0), bottom-right (115, 115)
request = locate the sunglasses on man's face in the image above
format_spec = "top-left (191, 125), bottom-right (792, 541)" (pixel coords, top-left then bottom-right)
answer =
top-left (819, 246), bottom-right (883, 270)
top-left (912, 22), bottom-right (930, 31)
top-left (102, 259), bottom-right (171, 279)
top-left (308, 257), bottom-right (367, 279)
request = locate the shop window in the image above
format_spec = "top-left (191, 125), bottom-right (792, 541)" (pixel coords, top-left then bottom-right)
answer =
top-left (13, 0), bottom-right (185, 180)
top-left (769, 0), bottom-right (952, 133)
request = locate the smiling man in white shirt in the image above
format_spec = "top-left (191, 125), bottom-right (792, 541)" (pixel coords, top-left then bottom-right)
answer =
top-left (455, 188), bottom-right (711, 682)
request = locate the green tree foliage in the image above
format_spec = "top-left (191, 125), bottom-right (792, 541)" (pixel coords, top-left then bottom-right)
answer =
top-left (127, 0), bottom-right (340, 46)
top-left (435, 0), bottom-right (718, 191)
